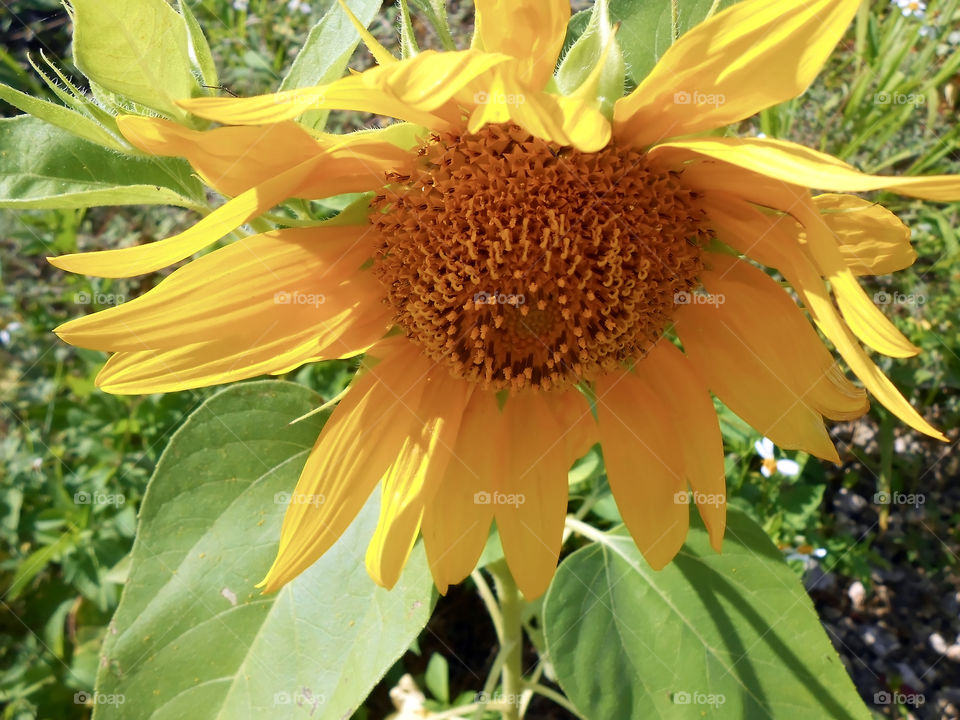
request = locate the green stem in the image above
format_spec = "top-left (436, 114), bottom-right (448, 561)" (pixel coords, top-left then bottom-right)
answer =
top-left (671, 0), bottom-right (680, 40)
top-left (488, 561), bottom-right (523, 720)
top-left (471, 568), bottom-right (504, 641)
top-left (704, 0), bottom-right (723, 20)
top-left (524, 683), bottom-right (585, 719)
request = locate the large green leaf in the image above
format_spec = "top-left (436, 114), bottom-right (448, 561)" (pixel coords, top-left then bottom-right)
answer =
top-left (0, 116), bottom-right (205, 210)
top-left (69, 0), bottom-right (198, 119)
top-left (92, 381), bottom-right (434, 720)
top-left (543, 511), bottom-right (871, 720)
top-left (279, 0), bottom-right (383, 130)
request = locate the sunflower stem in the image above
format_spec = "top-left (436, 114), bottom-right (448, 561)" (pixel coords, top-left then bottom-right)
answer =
top-left (488, 561), bottom-right (523, 720)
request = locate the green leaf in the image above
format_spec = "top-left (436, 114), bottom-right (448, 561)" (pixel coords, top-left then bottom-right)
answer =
top-left (178, 0), bottom-right (219, 88)
top-left (279, 0), bottom-right (382, 130)
top-left (606, 0), bottom-right (739, 84)
top-left (69, 0), bottom-right (198, 119)
top-left (93, 381), bottom-right (435, 720)
top-left (424, 653), bottom-right (450, 704)
top-left (0, 82), bottom-right (125, 151)
top-left (0, 116), bottom-right (205, 210)
top-left (544, 511), bottom-right (871, 720)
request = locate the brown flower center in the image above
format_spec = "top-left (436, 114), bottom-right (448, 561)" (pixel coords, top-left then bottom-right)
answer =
top-left (370, 124), bottom-right (710, 391)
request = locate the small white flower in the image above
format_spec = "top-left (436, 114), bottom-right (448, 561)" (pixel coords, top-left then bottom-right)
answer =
top-left (894, 0), bottom-right (927, 19)
top-left (0, 321), bottom-right (21, 346)
top-left (232, 0), bottom-right (248, 10)
top-left (754, 437), bottom-right (800, 478)
top-left (287, 0), bottom-right (311, 13)
top-left (948, 31), bottom-right (960, 45)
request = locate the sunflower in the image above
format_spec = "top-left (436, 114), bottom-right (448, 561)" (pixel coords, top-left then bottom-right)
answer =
top-left (51, 0), bottom-right (959, 600)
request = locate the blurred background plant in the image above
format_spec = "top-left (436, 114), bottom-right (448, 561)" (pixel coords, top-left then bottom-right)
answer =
top-left (1, 0), bottom-right (959, 718)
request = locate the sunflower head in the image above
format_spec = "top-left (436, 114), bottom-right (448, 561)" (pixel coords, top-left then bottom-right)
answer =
top-left (371, 123), bottom-right (709, 392)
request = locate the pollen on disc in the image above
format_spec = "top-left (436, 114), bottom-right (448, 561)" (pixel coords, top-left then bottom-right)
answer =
top-left (370, 123), bottom-right (710, 392)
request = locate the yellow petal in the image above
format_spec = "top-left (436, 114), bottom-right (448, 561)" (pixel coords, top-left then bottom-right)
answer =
top-left (596, 367), bottom-right (690, 570)
top-left (650, 136), bottom-right (960, 201)
top-left (789, 193), bottom-right (919, 359)
top-left (260, 339), bottom-right (432, 592)
top-left (92, 306), bottom-right (385, 394)
top-left (638, 341), bottom-right (726, 551)
top-left (495, 393), bottom-right (570, 600)
top-left (707, 199), bottom-right (945, 441)
top-left (48, 154), bottom-right (324, 278)
top-left (118, 115), bottom-right (325, 197)
top-left (55, 226), bottom-right (379, 351)
top-left (179, 50), bottom-right (511, 128)
top-left (117, 115), bottom-right (415, 199)
top-left (336, 0), bottom-right (397, 67)
top-left (614, 0), bottom-right (860, 146)
top-left (365, 372), bottom-right (472, 589)
top-left (813, 194), bottom-right (916, 275)
top-left (422, 391), bottom-right (500, 594)
top-left (674, 256), bottom-right (840, 462)
top-left (466, 68), bottom-right (611, 152)
top-left (473, 0), bottom-right (568, 88)
top-left (47, 133), bottom-right (407, 280)
top-left (541, 387), bottom-right (598, 469)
